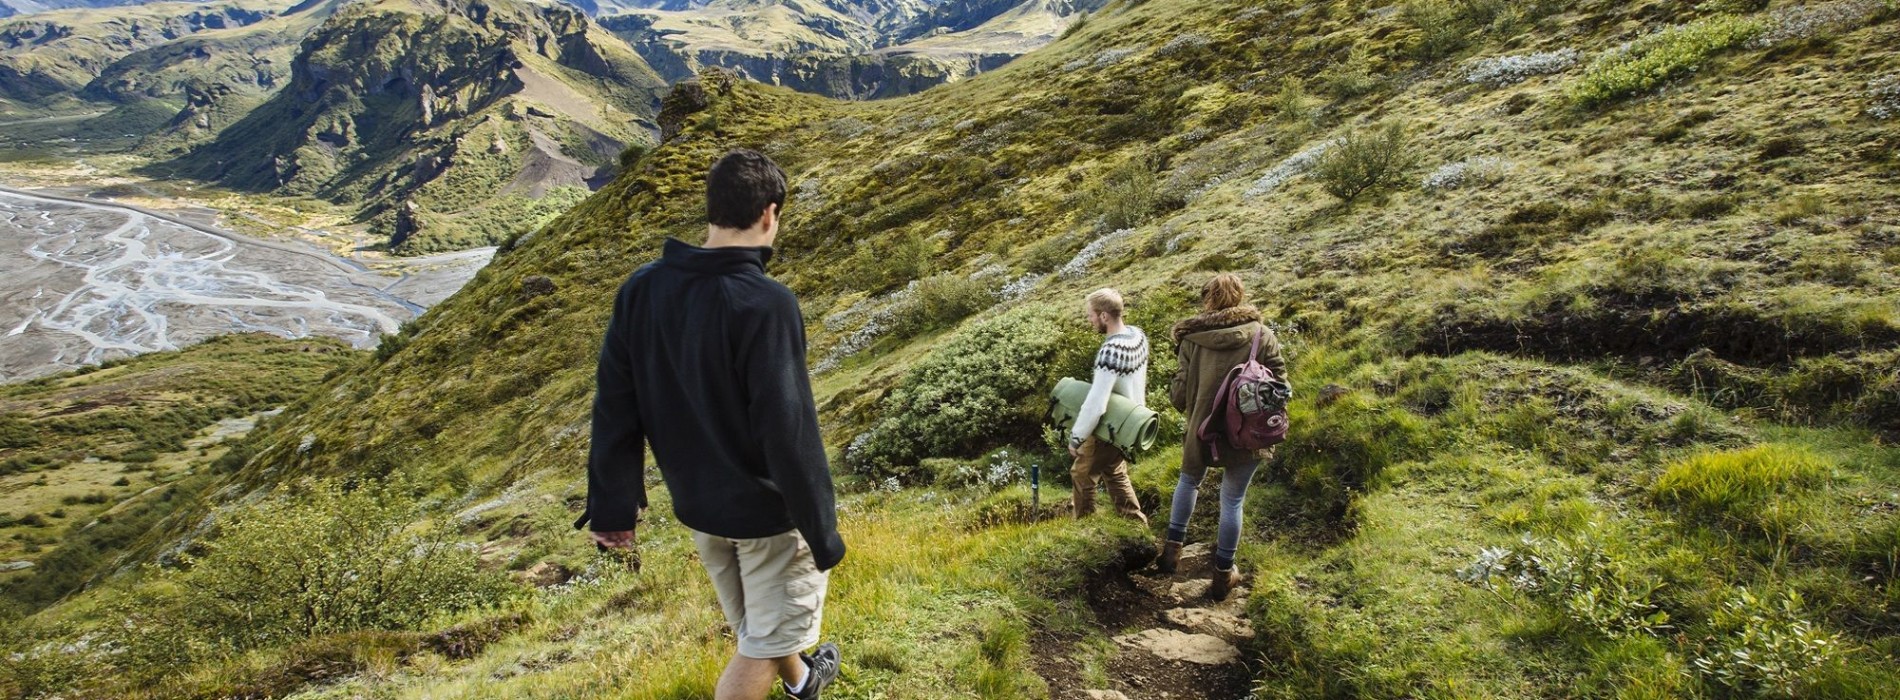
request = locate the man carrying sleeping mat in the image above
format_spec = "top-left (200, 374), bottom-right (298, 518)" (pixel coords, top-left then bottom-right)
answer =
top-left (1067, 288), bottom-right (1150, 526)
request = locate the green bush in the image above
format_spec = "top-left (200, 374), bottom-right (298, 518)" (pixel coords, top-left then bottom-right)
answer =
top-left (1460, 530), bottom-right (1671, 640)
top-left (99, 479), bottom-right (513, 665)
top-left (1312, 122), bottom-right (1417, 202)
top-left (840, 229), bottom-right (933, 292)
top-left (1269, 76), bottom-right (1313, 123)
top-left (1402, 0), bottom-right (1503, 60)
top-left (1075, 153), bottom-right (1167, 232)
top-left (892, 273), bottom-right (996, 338)
top-left (1319, 49), bottom-right (1381, 98)
top-left (1568, 14), bottom-right (1767, 107)
top-left (845, 307), bottom-right (1095, 482)
top-left (1692, 588), bottom-right (1845, 697)
top-left (0, 414), bottom-right (38, 449)
top-left (1653, 444), bottom-right (1828, 522)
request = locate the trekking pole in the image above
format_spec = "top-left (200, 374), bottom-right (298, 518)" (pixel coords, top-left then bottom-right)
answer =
top-left (1031, 461), bottom-right (1040, 521)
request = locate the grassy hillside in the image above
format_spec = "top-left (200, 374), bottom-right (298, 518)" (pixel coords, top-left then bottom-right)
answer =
top-left (7, 0), bottom-right (1900, 698)
top-left (0, 333), bottom-right (356, 619)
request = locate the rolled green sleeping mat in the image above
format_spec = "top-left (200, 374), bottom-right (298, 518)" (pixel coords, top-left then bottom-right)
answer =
top-left (1048, 377), bottom-right (1161, 461)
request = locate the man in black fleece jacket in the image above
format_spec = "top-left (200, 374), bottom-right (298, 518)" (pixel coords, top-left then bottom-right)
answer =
top-left (581, 149), bottom-right (845, 700)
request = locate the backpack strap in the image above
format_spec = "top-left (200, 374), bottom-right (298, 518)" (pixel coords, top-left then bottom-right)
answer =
top-left (1198, 363), bottom-right (1243, 463)
top-left (1249, 327), bottom-right (1262, 360)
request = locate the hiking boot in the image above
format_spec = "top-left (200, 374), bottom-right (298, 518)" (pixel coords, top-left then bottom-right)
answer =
top-left (1209, 566), bottom-right (1243, 601)
top-left (1156, 539), bottom-right (1183, 575)
top-left (788, 642), bottom-right (840, 699)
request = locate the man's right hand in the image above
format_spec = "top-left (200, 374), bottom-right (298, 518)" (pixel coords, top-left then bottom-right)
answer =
top-left (592, 530), bottom-right (635, 549)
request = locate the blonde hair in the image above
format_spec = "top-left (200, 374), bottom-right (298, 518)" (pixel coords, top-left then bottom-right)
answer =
top-left (1201, 274), bottom-right (1246, 312)
top-left (1085, 288), bottom-right (1124, 319)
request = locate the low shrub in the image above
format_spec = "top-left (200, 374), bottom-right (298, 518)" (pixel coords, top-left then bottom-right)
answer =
top-left (839, 229), bottom-right (933, 292)
top-left (891, 273), bottom-right (995, 338)
top-left (1075, 154), bottom-right (1167, 232)
top-left (1268, 76), bottom-right (1312, 123)
top-left (95, 479), bottom-right (513, 670)
top-left (1403, 0), bottom-right (1502, 60)
top-left (1312, 122), bottom-right (1417, 202)
top-left (1318, 49), bottom-right (1380, 98)
top-left (844, 307), bottom-right (1096, 482)
top-left (1460, 530), bottom-right (1670, 640)
top-left (1692, 588), bottom-right (1845, 697)
top-left (1568, 14), bottom-right (1767, 107)
top-left (0, 414), bottom-right (38, 449)
top-left (1653, 444), bottom-right (1829, 522)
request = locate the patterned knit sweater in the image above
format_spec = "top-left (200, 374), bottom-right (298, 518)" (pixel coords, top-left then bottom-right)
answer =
top-left (1069, 326), bottom-right (1150, 448)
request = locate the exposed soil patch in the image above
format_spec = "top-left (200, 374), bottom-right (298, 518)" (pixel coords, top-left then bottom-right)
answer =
top-left (1034, 541), bottom-right (1258, 700)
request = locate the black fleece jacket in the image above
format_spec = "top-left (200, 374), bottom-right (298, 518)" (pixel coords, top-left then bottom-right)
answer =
top-left (577, 238), bottom-right (846, 571)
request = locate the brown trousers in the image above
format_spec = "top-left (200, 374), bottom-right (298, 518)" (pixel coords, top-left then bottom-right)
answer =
top-left (1071, 437), bottom-right (1147, 525)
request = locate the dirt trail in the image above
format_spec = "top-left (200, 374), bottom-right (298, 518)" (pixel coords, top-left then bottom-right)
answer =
top-left (1038, 542), bottom-right (1258, 699)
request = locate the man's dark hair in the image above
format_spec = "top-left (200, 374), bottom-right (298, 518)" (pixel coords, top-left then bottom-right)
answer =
top-left (706, 149), bottom-right (787, 230)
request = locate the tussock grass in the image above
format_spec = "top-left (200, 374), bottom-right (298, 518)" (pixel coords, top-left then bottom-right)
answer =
top-left (1654, 444), bottom-right (1830, 521)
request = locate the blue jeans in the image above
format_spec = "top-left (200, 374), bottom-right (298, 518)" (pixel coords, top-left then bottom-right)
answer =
top-left (1166, 455), bottom-right (1260, 570)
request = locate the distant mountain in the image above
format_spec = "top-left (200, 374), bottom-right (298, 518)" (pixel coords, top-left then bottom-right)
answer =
top-left (0, 0), bottom-right (282, 102)
top-left (595, 0), bottom-right (1105, 99)
top-left (0, 0), bottom-right (222, 18)
top-left (154, 0), bottom-right (669, 254)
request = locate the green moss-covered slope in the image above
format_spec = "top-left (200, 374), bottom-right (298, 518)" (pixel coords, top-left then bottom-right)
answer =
top-left (6, 0), bottom-right (1900, 697)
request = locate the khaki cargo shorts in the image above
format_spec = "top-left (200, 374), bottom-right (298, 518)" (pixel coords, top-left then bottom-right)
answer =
top-left (691, 528), bottom-right (829, 659)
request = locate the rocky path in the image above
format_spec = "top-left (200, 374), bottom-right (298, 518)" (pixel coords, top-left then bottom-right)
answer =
top-left (1038, 543), bottom-right (1258, 699)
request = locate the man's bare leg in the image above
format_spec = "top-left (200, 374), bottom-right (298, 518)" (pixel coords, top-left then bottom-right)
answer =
top-left (714, 654), bottom-right (808, 700)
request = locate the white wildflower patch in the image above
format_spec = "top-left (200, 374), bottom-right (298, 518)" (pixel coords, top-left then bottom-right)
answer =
top-left (1463, 49), bottom-right (1581, 87)
top-left (971, 263), bottom-right (1011, 281)
top-left (1066, 47), bottom-right (1137, 71)
top-left (879, 476), bottom-right (903, 493)
top-left (822, 294), bottom-right (876, 332)
top-left (1423, 156), bottom-right (1511, 191)
top-left (1059, 228), bottom-right (1137, 279)
top-left (998, 272), bottom-right (1047, 301)
top-left (1750, 0), bottom-right (1885, 48)
top-left (1158, 33), bottom-right (1211, 56)
top-left (1165, 231), bottom-right (1196, 254)
top-left (794, 177), bottom-right (824, 209)
top-left (983, 450), bottom-right (1024, 489)
top-left (815, 283), bottom-right (918, 373)
top-left (1870, 74), bottom-right (1900, 121)
top-left (1243, 139), bottom-right (1338, 198)
top-left (825, 117), bottom-right (875, 139)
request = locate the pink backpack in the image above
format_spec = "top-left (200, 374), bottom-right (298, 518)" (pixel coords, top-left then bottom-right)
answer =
top-left (1197, 329), bottom-right (1291, 461)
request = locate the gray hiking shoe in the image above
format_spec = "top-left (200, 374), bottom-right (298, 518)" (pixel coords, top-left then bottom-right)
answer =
top-left (789, 642), bottom-right (840, 699)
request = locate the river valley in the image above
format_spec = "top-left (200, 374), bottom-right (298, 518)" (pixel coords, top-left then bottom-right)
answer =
top-left (0, 186), bottom-right (491, 381)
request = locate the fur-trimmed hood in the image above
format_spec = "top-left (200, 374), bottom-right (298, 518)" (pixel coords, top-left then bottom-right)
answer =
top-left (1171, 305), bottom-right (1263, 345)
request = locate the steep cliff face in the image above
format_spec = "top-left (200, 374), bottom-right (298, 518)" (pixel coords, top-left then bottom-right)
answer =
top-left (157, 0), bottom-right (668, 253)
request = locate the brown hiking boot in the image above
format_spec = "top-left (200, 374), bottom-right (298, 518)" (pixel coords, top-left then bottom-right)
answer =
top-left (1157, 540), bottom-right (1183, 574)
top-left (1209, 566), bottom-right (1243, 600)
